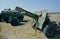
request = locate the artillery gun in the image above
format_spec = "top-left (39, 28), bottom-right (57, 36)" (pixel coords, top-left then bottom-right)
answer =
top-left (0, 9), bottom-right (24, 26)
top-left (15, 6), bottom-right (57, 38)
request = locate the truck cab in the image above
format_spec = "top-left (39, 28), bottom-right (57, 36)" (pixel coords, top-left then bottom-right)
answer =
top-left (0, 9), bottom-right (24, 26)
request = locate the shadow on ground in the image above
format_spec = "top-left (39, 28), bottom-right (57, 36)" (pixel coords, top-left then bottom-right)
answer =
top-left (12, 20), bottom-right (30, 26)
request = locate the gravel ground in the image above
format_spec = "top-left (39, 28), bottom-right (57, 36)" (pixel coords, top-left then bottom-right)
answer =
top-left (0, 16), bottom-right (60, 39)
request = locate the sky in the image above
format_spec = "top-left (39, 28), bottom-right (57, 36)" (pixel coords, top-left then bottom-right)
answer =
top-left (0, 0), bottom-right (60, 13)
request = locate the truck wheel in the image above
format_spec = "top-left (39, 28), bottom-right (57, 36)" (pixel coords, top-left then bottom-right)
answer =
top-left (10, 19), bottom-right (19, 26)
top-left (43, 24), bottom-right (56, 38)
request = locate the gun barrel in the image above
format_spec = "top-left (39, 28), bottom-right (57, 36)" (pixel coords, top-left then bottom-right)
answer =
top-left (15, 6), bottom-right (38, 19)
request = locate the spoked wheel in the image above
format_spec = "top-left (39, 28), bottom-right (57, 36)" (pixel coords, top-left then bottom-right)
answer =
top-left (43, 24), bottom-right (56, 38)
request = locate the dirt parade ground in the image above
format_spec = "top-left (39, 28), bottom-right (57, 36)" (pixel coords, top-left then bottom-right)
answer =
top-left (0, 16), bottom-right (60, 39)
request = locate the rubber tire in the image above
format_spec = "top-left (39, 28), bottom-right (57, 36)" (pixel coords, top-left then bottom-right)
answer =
top-left (10, 19), bottom-right (19, 26)
top-left (43, 24), bottom-right (56, 38)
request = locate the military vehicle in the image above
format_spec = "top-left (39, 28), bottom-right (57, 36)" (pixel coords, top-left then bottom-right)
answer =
top-left (15, 6), bottom-right (57, 38)
top-left (0, 7), bottom-right (58, 38)
top-left (0, 9), bottom-right (24, 26)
